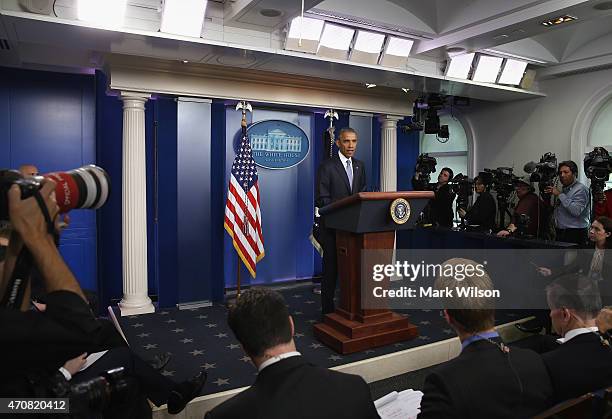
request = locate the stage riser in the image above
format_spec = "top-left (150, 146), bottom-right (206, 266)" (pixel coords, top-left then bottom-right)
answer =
top-left (322, 313), bottom-right (419, 339)
top-left (314, 322), bottom-right (419, 354)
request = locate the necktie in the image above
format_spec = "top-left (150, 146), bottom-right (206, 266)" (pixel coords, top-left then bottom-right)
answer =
top-left (345, 159), bottom-right (353, 190)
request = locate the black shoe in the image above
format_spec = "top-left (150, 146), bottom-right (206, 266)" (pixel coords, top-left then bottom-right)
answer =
top-left (167, 370), bottom-right (207, 414)
top-left (149, 352), bottom-right (172, 371)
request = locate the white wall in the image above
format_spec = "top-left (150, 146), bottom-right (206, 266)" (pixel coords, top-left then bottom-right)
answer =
top-left (464, 67), bottom-right (612, 178)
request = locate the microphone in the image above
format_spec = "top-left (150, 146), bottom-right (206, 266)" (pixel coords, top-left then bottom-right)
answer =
top-left (523, 161), bottom-right (537, 173)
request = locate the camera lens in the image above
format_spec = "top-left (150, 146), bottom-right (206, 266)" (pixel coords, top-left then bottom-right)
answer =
top-left (45, 165), bottom-right (110, 213)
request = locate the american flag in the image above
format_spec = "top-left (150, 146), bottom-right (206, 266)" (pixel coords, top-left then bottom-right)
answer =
top-left (224, 127), bottom-right (265, 277)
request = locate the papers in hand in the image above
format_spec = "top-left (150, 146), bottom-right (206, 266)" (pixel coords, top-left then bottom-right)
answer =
top-left (79, 351), bottom-right (108, 372)
top-left (375, 389), bottom-right (423, 419)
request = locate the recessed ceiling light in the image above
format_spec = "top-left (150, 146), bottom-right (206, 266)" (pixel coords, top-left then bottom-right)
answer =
top-left (445, 53), bottom-right (475, 79)
top-left (380, 36), bottom-right (414, 68)
top-left (541, 15), bottom-right (577, 27)
top-left (594, 1), bottom-right (612, 10)
top-left (472, 55), bottom-right (503, 83)
top-left (77, 0), bottom-right (127, 28)
top-left (365, 83), bottom-right (377, 88)
top-left (285, 16), bottom-right (324, 54)
top-left (317, 23), bottom-right (355, 60)
top-left (401, 88), bottom-right (410, 93)
top-left (350, 30), bottom-right (385, 65)
top-left (498, 59), bottom-right (528, 85)
top-left (160, 0), bottom-right (208, 38)
top-left (182, 60), bottom-right (189, 63)
top-left (260, 8), bottom-right (282, 18)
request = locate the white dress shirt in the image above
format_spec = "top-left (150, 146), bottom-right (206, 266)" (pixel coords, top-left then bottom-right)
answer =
top-left (258, 351), bottom-right (301, 373)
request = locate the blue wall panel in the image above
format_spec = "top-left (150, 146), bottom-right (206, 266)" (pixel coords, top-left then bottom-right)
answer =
top-left (0, 67), bottom-right (97, 292)
top-left (397, 117), bottom-right (420, 191)
top-left (177, 99), bottom-right (212, 303)
top-left (156, 97), bottom-right (179, 308)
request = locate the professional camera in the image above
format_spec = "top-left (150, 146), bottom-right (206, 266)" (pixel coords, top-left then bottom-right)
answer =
top-left (524, 152), bottom-right (557, 193)
top-left (32, 367), bottom-right (131, 419)
top-left (0, 165), bottom-right (110, 222)
top-left (448, 173), bottom-right (473, 214)
top-left (514, 214), bottom-right (532, 239)
top-left (484, 167), bottom-right (517, 198)
top-left (484, 167), bottom-right (518, 230)
top-left (413, 153), bottom-right (437, 190)
top-left (584, 147), bottom-right (612, 202)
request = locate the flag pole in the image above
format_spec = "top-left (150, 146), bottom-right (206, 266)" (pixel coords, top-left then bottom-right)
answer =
top-left (233, 100), bottom-right (252, 301)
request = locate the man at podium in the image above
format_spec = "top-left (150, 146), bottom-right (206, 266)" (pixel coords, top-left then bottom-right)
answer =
top-left (315, 127), bottom-right (367, 316)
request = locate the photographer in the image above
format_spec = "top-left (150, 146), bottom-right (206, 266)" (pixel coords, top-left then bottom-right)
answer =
top-left (458, 175), bottom-right (496, 231)
top-left (415, 167), bottom-right (456, 228)
top-left (545, 161), bottom-right (590, 246)
top-left (0, 179), bottom-right (205, 416)
top-left (497, 176), bottom-right (542, 237)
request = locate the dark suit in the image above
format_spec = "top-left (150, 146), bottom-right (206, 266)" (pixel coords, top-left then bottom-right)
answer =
top-left (418, 338), bottom-right (553, 419)
top-left (316, 153), bottom-right (366, 314)
top-left (205, 356), bottom-right (380, 419)
top-left (542, 332), bottom-right (612, 403)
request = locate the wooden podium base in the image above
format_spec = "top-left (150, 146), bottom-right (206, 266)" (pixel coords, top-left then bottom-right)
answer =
top-left (313, 311), bottom-right (419, 354)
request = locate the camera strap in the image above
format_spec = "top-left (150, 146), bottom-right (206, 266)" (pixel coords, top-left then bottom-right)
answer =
top-left (32, 189), bottom-right (59, 242)
top-left (0, 190), bottom-right (59, 309)
top-left (0, 246), bottom-right (32, 309)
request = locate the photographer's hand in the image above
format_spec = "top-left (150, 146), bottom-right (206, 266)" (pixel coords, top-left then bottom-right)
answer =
top-left (544, 186), bottom-right (560, 196)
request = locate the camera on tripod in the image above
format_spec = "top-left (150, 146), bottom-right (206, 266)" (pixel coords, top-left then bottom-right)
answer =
top-left (413, 153), bottom-right (437, 190)
top-left (448, 173), bottom-right (473, 214)
top-left (483, 167), bottom-right (517, 198)
top-left (524, 152), bottom-right (557, 193)
top-left (584, 147), bottom-right (612, 202)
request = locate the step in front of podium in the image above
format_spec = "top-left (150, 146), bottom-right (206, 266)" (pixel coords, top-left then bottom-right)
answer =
top-left (313, 313), bottom-right (419, 354)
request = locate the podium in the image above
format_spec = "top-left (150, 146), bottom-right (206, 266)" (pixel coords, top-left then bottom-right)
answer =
top-left (313, 191), bottom-right (434, 354)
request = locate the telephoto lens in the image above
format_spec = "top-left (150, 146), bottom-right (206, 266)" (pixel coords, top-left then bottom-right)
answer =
top-left (0, 165), bottom-right (110, 221)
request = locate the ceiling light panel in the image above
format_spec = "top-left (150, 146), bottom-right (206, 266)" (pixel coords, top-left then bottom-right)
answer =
top-left (350, 30), bottom-right (385, 65)
top-left (77, 0), bottom-right (127, 28)
top-left (472, 55), bottom-right (503, 83)
top-left (285, 16), bottom-right (324, 54)
top-left (317, 23), bottom-right (355, 60)
top-left (161, 0), bottom-right (208, 38)
top-left (380, 36), bottom-right (414, 68)
top-left (445, 53), bottom-right (475, 79)
top-left (498, 59), bottom-right (528, 85)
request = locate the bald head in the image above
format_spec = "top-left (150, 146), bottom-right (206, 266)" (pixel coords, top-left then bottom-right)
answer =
top-left (19, 164), bottom-right (39, 178)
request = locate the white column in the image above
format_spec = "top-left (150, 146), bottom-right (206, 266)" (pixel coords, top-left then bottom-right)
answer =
top-left (379, 115), bottom-right (402, 192)
top-left (118, 91), bottom-right (154, 316)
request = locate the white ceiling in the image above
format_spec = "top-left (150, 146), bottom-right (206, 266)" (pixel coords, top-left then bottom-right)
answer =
top-left (1, 0), bottom-right (612, 100)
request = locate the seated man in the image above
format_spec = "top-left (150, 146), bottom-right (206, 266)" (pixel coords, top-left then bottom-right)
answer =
top-left (542, 274), bottom-right (612, 403)
top-left (418, 258), bottom-right (553, 419)
top-left (205, 288), bottom-right (380, 419)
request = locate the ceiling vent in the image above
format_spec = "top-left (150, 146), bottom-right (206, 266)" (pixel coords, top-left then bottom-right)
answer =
top-left (19, 0), bottom-right (53, 15)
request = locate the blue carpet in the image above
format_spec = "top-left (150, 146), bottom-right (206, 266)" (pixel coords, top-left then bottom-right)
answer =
top-left (116, 283), bottom-right (533, 396)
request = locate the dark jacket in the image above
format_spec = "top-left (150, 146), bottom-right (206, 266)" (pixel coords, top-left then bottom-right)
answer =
top-left (542, 332), bottom-right (612, 403)
top-left (418, 338), bottom-right (553, 419)
top-left (205, 356), bottom-right (380, 419)
top-left (315, 153), bottom-right (366, 210)
top-left (465, 191), bottom-right (496, 231)
top-left (422, 183), bottom-right (455, 228)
